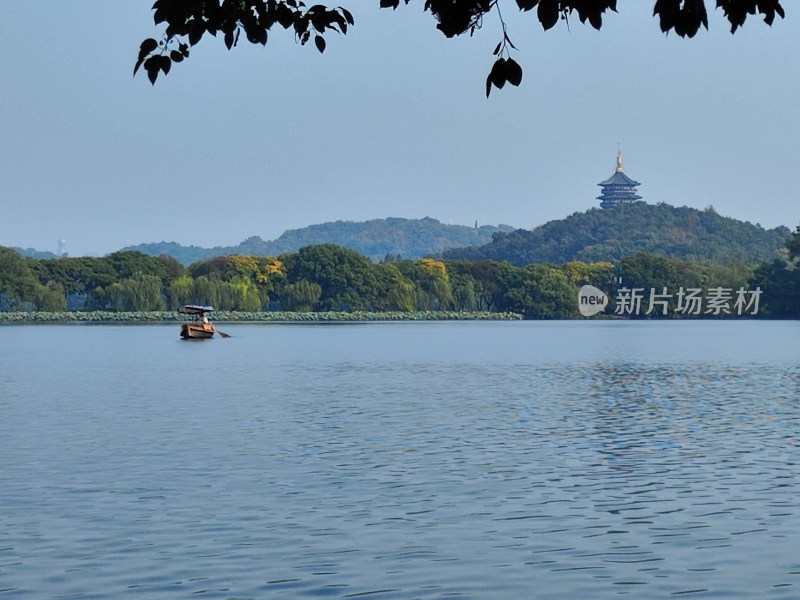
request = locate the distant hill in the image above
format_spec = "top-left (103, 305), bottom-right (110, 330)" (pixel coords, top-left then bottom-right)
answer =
top-left (125, 217), bottom-right (515, 265)
top-left (13, 247), bottom-right (59, 259)
top-left (442, 203), bottom-right (791, 265)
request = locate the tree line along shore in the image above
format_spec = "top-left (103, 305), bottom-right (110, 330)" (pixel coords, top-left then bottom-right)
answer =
top-left (1, 231), bottom-right (798, 319)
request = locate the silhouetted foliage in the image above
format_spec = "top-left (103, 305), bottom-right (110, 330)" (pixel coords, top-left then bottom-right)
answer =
top-left (136, 0), bottom-right (353, 84)
top-left (137, 1), bottom-right (784, 93)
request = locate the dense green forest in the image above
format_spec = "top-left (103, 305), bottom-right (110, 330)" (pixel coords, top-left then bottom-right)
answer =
top-left (443, 203), bottom-right (790, 265)
top-left (121, 218), bottom-right (514, 265)
top-left (2, 225), bottom-right (798, 318)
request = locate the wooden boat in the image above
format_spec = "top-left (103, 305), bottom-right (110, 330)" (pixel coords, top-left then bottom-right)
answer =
top-left (178, 305), bottom-right (215, 339)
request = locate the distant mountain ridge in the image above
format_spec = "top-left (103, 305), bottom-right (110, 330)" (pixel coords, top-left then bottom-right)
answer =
top-left (124, 217), bottom-right (514, 265)
top-left (443, 203), bottom-right (791, 265)
top-left (12, 206), bottom-right (792, 266)
top-left (12, 247), bottom-right (59, 259)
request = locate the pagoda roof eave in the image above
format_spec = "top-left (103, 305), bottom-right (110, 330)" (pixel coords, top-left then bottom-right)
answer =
top-left (598, 171), bottom-right (641, 187)
top-left (596, 194), bottom-right (642, 201)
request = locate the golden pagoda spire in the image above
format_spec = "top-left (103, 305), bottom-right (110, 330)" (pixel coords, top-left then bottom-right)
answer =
top-left (615, 143), bottom-right (624, 172)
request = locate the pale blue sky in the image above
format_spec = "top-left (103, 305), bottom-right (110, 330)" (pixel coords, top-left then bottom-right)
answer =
top-left (1, 2), bottom-right (797, 256)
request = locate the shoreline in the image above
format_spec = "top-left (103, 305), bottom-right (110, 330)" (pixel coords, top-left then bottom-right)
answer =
top-left (0, 310), bottom-right (524, 323)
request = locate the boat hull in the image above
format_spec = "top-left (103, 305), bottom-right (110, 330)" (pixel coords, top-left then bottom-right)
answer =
top-left (180, 323), bottom-right (215, 339)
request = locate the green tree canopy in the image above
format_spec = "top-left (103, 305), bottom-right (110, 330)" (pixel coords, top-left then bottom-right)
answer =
top-left (106, 251), bottom-right (169, 280)
top-left (283, 244), bottom-right (378, 310)
top-left (30, 256), bottom-right (117, 296)
top-left (5, 240), bottom-right (798, 319)
top-left (137, 1), bottom-right (785, 95)
top-left (0, 247), bottom-right (41, 310)
top-left (749, 227), bottom-right (800, 318)
top-left (372, 263), bottom-right (416, 312)
top-left (0, 247), bottom-right (67, 311)
top-left (496, 262), bottom-right (577, 318)
top-left (787, 226), bottom-right (800, 260)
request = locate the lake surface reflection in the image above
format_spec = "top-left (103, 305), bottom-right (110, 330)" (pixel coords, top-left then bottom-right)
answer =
top-left (1, 320), bottom-right (799, 598)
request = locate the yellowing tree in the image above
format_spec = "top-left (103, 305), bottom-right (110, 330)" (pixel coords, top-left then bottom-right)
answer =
top-left (417, 258), bottom-right (448, 283)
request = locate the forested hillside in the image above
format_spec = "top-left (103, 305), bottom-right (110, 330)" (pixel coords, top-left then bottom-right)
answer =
top-left (443, 203), bottom-right (790, 265)
top-left (125, 218), bottom-right (514, 265)
top-left (3, 224), bottom-right (799, 318)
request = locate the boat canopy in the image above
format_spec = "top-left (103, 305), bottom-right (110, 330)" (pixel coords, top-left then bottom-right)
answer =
top-left (179, 305), bottom-right (214, 314)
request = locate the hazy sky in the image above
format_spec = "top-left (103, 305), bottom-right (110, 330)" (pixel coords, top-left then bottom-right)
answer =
top-left (1, 2), bottom-right (797, 256)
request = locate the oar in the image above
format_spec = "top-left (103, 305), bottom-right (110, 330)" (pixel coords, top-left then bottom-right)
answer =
top-left (215, 327), bottom-right (231, 338)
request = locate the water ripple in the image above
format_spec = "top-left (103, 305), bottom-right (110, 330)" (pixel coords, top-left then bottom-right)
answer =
top-left (1, 322), bottom-right (799, 598)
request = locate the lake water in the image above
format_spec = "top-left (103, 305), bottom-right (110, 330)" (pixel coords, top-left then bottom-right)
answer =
top-left (1, 320), bottom-right (799, 599)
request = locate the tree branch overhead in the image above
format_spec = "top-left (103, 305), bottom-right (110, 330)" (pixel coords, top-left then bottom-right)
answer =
top-left (136, 1), bottom-right (785, 92)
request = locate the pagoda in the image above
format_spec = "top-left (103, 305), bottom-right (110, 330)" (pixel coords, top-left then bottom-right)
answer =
top-left (597, 147), bottom-right (642, 208)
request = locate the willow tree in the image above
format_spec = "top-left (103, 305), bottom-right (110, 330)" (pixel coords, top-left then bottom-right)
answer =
top-left (136, 1), bottom-right (785, 95)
